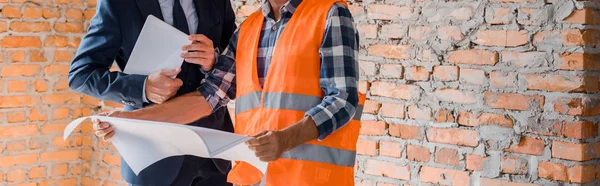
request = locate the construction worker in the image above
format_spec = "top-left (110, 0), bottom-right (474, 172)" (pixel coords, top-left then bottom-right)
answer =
top-left (92, 0), bottom-right (361, 185)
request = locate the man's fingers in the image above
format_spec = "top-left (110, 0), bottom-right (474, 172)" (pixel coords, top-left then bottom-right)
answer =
top-left (94, 127), bottom-right (113, 138)
top-left (252, 131), bottom-right (270, 138)
top-left (93, 122), bottom-right (110, 130)
top-left (188, 34), bottom-right (212, 44)
top-left (102, 131), bottom-right (115, 141)
top-left (182, 43), bottom-right (212, 52)
top-left (97, 112), bottom-right (110, 117)
top-left (184, 58), bottom-right (211, 66)
top-left (159, 68), bottom-right (181, 77)
top-left (181, 51), bottom-right (211, 58)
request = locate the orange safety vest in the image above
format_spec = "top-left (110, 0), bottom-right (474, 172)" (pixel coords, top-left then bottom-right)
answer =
top-left (228, 0), bottom-right (363, 185)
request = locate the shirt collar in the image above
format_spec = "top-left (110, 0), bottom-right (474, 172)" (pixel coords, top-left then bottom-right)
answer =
top-left (261, 0), bottom-right (302, 20)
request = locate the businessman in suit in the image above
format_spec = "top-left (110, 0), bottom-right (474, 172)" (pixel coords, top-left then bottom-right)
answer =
top-left (68, 0), bottom-right (236, 185)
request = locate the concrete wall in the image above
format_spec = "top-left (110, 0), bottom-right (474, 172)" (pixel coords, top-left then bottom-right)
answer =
top-left (0, 0), bottom-right (599, 185)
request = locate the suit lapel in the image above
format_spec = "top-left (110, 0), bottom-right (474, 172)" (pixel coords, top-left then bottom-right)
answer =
top-left (193, 0), bottom-right (218, 35)
top-left (136, 0), bottom-right (164, 21)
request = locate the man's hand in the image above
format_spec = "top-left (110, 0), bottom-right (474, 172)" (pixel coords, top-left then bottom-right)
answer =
top-left (145, 69), bottom-right (183, 104)
top-left (92, 111), bottom-right (122, 142)
top-left (182, 34), bottom-right (215, 72)
top-left (246, 130), bottom-right (291, 162)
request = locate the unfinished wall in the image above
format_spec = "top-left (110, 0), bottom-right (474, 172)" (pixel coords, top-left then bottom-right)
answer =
top-left (2, 0), bottom-right (600, 186)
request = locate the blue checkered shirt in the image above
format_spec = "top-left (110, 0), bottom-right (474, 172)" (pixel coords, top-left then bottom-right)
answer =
top-left (198, 0), bottom-right (359, 140)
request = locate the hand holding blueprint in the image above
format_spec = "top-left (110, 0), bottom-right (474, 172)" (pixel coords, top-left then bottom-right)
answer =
top-left (123, 15), bottom-right (191, 75)
top-left (63, 116), bottom-right (267, 175)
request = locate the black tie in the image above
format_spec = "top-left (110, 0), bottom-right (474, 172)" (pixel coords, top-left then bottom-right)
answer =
top-left (173, 0), bottom-right (192, 96)
top-left (173, 0), bottom-right (190, 35)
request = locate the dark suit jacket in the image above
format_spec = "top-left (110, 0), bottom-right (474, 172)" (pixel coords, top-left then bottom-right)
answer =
top-left (68, 0), bottom-right (236, 185)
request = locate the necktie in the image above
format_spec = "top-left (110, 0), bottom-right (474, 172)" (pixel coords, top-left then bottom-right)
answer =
top-left (173, 0), bottom-right (190, 35)
top-left (173, 0), bottom-right (191, 95)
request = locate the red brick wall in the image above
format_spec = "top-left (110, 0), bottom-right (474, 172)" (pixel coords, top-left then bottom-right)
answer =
top-left (1, 0), bottom-right (599, 186)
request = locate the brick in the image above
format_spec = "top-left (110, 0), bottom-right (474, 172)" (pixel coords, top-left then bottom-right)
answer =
top-left (360, 121), bottom-right (387, 136)
top-left (40, 178), bottom-right (77, 186)
top-left (53, 108), bottom-right (69, 119)
top-left (0, 125), bottom-right (37, 138)
top-left (380, 24), bottom-right (406, 39)
top-left (438, 26), bottom-right (463, 40)
top-left (0, 154), bottom-right (38, 168)
top-left (419, 166), bottom-right (470, 186)
top-left (28, 166), bottom-right (46, 179)
top-left (42, 7), bottom-right (60, 18)
top-left (65, 8), bottom-right (83, 20)
top-left (41, 150), bottom-right (79, 162)
top-left (379, 141), bottom-right (401, 158)
top-left (363, 100), bottom-right (380, 114)
top-left (54, 77), bottom-right (70, 91)
top-left (34, 79), bottom-right (48, 92)
top-left (84, 9), bottom-right (96, 20)
top-left (433, 89), bottom-right (477, 105)
top-left (552, 141), bottom-right (597, 161)
top-left (359, 61), bottom-right (376, 76)
top-left (1, 64), bottom-right (40, 77)
top-left (450, 7), bottom-right (474, 20)
top-left (82, 95), bottom-right (100, 105)
top-left (2, 6), bottom-right (22, 18)
top-left (478, 113), bottom-right (514, 128)
top-left (8, 50), bottom-right (26, 62)
top-left (466, 154), bottom-right (485, 171)
top-left (371, 82), bottom-right (421, 100)
top-left (427, 128), bottom-right (478, 147)
top-left (490, 71), bottom-right (516, 87)
top-left (408, 26), bottom-right (431, 40)
top-left (484, 92), bottom-right (544, 111)
top-left (501, 157), bottom-right (528, 174)
top-left (381, 102), bottom-right (404, 118)
top-left (44, 64), bottom-right (70, 75)
top-left (407, 145), bottom-right (430, 162)
top-left (563, 8), bottom-right (600, 25)
top-left (487, 7), bottom-right (514, 24)
top-left (7, 111), bottom-right (26, 123)
top-left (54, 22), bottom-right (84, 33)
top-left (82, 177), bottom-right (101, 186)
top-left (1, 36), bottom-right (41, 48)
top-left (562, 121), bottom-right (598, 139)
top-left (41, 123), bottom-right (68, 134)
top-left (553, 97), bottom-right (600, 116)
top-left (109, 166), bottom-right (121, 180)
top-left (7, 169), bottom-right (26, 182)
top-left (0, 96), bottom-right (34, 108)
top-left (561, 29), bottom-right (600, 46)
top-left (408, 105), bottom-right (431, 121)
top-left (405, 66), bottom-right (429, 81)
top-left (474, 30), bottom-right (528, 47)
top-left (502, 51), bottom-right (547, 68)
top-left (459, 69), bottom-right (486, 85)
top-left (379, 64), bottom-right (403, 79)
top-left (44, 36), bottom-right (69, 47)
top-left (357, 139), bottom-right (377, 156)
top-left (432, 66), bottom-right (458, 81)
top-left (368, 44), bottom-right (411, 59)
top-left (389, 124), bottom-right (422, 140)
top-left (523, 74), bottom-right (598, 93)
top-left (367, 5), bottom-right (414, 20)
top-left (358, 81), bottom-right (370, 94)
top-left (435, 148), bottom-right (459, 166)
top-left (9, 21), bottom-right (51, 32)
top-left (6, 140), bottom-right (26, 151)
top-left (8, 80), bottom-right (27, 92)
top-left (480, 178), bottom-right (541, 186)
top-left (448, 50), bottom-right (498, 65)
top-left (358, 24), bottom-right (377, 39)
top-left (236, 4), bottom-right (260, 18)
top-left (558, 53), bottom-right (600, 70)
top-left (568, 164), bottom-right (596, 184)
top-left (505, 137), bottom-right (544, 156)
top-left (22, 6), bottom-right (41, 18)
top-left (54, 50), bottom-right (73, 62)
top-left (364, 159), bottom-right (410, 180)
top-left (538, 161), bottom-right (568, 182)
top-left (41, 94), bottom-right (81, 104)
top-left (434, 109), bottom-right (455, 123)
top-left (51, 163), bottom-right (68, 176)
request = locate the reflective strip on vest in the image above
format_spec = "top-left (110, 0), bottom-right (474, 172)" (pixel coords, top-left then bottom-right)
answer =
top-left (263, 92), bottom-right (322, 111)
top-left (236, 92), bottom-right (322, 113)
top-left (281, 144), bottom-right (356, 167)
top-left (353, 104), bottom-right (363, 121)
top-left (235, 91), bottom-right (262, 114)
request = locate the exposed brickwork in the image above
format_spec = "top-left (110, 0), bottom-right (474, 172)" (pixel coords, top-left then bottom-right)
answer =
top-left (2, 0), bottom-right (600, 186)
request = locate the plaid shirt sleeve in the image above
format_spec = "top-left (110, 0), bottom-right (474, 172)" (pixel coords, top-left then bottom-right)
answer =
top-left (306, 3), bottom-right (360, 140)
top-left (197, 29), bottom-right (239, 111)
